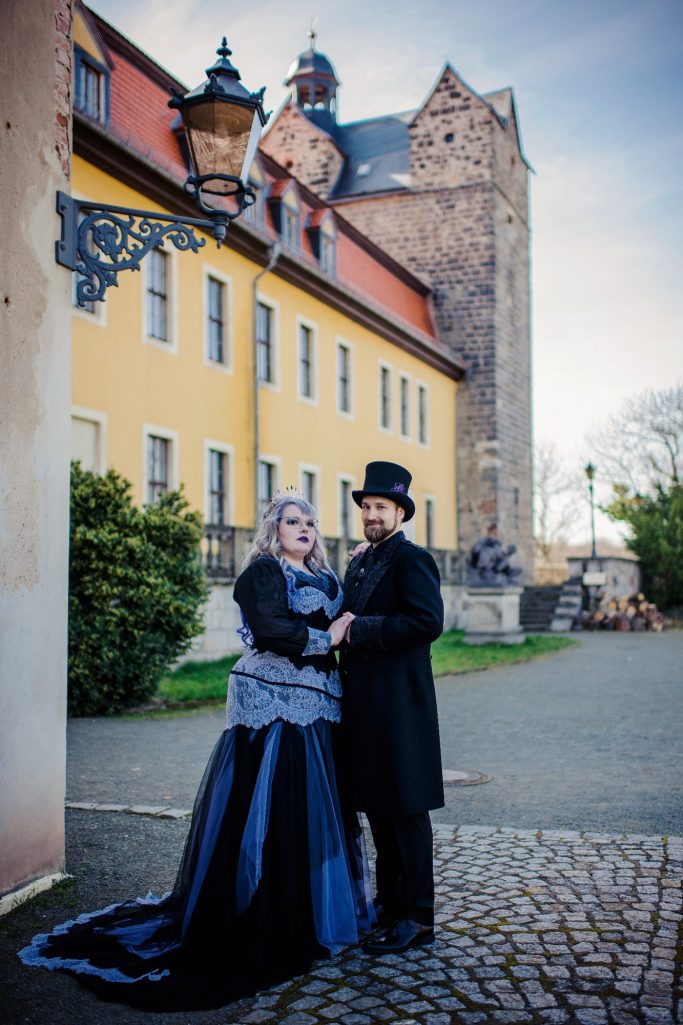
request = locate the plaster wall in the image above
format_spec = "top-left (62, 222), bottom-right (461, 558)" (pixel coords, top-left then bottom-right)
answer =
top-left (0, 0), bottom-right (72, 896)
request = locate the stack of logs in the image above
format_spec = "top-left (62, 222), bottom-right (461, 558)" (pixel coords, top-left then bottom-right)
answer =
top-left (578, 593), bottom-right (669, 632)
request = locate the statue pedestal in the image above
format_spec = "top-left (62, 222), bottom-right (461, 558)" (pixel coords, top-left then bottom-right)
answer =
top-left (464, 587), bottom-right (524, 645)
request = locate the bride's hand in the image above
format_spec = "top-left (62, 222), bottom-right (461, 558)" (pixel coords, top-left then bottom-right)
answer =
top-left (329, 612), bottom-right (354, 647)
top-left (348, 541), bottom-right (370, 559)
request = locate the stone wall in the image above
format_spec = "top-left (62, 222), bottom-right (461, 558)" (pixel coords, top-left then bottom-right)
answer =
top-left (261, 102), bottom-right (344, 195)
top-left (0, 0), bottom-right (72, 903)
top-left (332, 68), bottom-right (532, 576)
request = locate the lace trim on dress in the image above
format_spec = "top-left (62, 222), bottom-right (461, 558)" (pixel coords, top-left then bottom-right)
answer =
top-left (227, 649), bottom-right (342, 729)
top-left (303, 627), bottom-right (332, 656)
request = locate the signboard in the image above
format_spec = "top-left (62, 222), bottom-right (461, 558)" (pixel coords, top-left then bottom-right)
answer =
top-left (583, 572), bottom-right (607, 586)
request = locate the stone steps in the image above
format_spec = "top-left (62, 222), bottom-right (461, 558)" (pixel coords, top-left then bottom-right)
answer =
top-left (520, 585), bottom-right (562, 631)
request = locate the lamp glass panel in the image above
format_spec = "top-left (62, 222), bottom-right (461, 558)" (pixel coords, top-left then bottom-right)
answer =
top-left (184, 100), bottom-right (257, 190)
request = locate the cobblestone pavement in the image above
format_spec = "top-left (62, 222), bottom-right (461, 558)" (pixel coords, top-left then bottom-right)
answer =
top-left (3, 813), bottom-right (682, 1025)
top-left (228, 823), bottom-right (683, 1025)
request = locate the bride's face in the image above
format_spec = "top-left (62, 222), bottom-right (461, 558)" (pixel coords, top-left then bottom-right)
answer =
top-left (277, 503), bottom-right (317, 561)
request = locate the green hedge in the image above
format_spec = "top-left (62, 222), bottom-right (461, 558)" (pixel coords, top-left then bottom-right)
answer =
top-left (68, 462), bottom-right (209, 715)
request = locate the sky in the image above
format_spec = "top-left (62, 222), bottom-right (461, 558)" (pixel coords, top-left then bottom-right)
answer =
top-left (87, 0), bottom-right (683, 544)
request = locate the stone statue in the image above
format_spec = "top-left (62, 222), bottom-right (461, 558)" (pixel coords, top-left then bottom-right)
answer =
top-left (467, 524), bottom-right (522, 587)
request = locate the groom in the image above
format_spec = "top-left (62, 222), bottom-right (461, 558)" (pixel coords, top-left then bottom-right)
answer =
top-left (338, 461), bottom-right (444, 954)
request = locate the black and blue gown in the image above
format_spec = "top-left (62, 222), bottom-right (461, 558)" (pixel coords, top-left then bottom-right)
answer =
top-left (19, 556), bottom-right (374, 1010)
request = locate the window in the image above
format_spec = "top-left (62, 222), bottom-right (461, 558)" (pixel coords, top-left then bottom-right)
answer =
top-left (207, 276), bottom-right (225, 363)
top-left (146, 435), bottom-right (170, 504)
top-left (71, 410), bottom-right (106, 473)
top-left (301, 469), bottom-right (317, 507)
top-left (208, 449), bottom-right (226, 524)
top-left (74, 48), bottom-right (107, 123)
top-left (257, 460), bottom-right (276, 514)
top-left (425, 497), bottom-right (435, 548)
top-left (399, 374), bottom-right (411, 438)
top-left (283, 206), bottom-right (300, 251)
top-left (256, 302), bottom-right (272, 382)
top-left (417, 384), bottom-right (429, 445)
top-left (337, 343), bottom-right (351, 414)
top-left (320, 232), bottom-right (336, 276)
top-left (379, 365), bottom-right (392, 430)
top-left (298, 323), bottom-right (315, 399)
top-left (339, 478), bottom-right (352, 538)
top-left (147, 249), bottom-right (168, 342)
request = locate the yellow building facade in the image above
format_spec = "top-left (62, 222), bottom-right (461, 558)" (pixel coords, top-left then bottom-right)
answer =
top-left (70, 5), bottom-right (463, 554)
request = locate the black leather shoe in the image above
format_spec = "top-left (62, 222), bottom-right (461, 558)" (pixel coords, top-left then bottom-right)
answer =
top-left (374, 904), bottom-right (397, 928)
top-left (362, 918), bottom-right (435, 955)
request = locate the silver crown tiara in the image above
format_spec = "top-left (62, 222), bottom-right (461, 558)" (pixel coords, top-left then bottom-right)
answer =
top-left (264, 485), bottom-right (307, 518)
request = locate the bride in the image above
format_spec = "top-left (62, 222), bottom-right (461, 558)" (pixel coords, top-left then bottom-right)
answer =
top-left (19, 491), bottom-right (373, 1010)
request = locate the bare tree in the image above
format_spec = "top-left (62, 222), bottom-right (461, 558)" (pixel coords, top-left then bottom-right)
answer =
top-left (588, 382), bottom-right (683, 494)
top-left (533, 440), bottom-right (581, 562)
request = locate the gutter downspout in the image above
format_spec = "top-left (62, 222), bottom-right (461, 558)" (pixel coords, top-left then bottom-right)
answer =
top-left (252, 241), bottom-right (281, 529)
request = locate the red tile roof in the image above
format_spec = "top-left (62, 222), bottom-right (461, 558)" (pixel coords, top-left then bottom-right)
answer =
top-left (86, 6), bottom-right (440, 344)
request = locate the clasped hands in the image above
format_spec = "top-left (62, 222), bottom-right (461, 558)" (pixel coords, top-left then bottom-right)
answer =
top-left (329, 611), bottom-right (355, 647)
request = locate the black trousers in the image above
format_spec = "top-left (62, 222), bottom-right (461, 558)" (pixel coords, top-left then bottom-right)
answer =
top-left (366, 811), bottom-right (434, 927)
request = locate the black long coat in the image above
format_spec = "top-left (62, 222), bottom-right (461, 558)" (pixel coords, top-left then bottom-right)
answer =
top-left (338, 531), bottom-right (445, 816)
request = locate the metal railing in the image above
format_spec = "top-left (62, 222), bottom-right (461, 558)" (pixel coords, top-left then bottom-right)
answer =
top-left (200, 524), bottom-right (464, 585)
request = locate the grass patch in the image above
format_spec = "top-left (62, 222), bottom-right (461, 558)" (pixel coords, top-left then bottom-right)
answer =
top-left (144, 630), bottom-right (574, 716)
top-left (431, 630), bottom-right (576, 678)
top-left (156, 655), bottom-right (240, 704)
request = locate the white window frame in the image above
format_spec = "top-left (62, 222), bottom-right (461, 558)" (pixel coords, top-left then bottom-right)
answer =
top-left (299, 463), bottom-right (321, 517)
top-left (417, 380), bottom-right (430, 447)
top-left (142, 247), bottom-right (178, 353)
top-left (378, 360), bottom-right (393, 433)
top-left (398, 372), bottom-right (412, 440)
top-left (70, 405), bottom-right (108, 473)
top-left (424, 494), bottom-right (436, 549)
top-left (202, 264), bottom-right (233, 372)
top-left (296, 315), bottom-right (319, 405)
top-left (337, 472), bottom-right (355, 539)
top-left (257, 453), bottom-right (282, 515)
top-left (142, 423), bottom-right (179, 504)
top-left (335, 337), bottom-right (354, 419)
top-left (204, 439), bottom-right (234, 526)
top-left (255, 293), bottom-right (280, 391)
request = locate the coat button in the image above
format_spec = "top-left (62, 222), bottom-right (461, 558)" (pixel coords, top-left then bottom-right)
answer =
top-left (360, 568), bottom-right (365, 575)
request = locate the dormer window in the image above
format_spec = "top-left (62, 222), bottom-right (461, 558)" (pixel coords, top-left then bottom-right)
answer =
top-left (308, 212), bottom-right (336, 277)
top-left (74, 46), bottom-right (109, 124)
top-left (320, 230), bottom-right (336, 276)
top-left (282, 203), bottom-right (300, 251)
top-left (243, 180), bottom-right (264, 226)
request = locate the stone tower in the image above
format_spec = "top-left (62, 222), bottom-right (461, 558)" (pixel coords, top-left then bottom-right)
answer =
top-left (262, 49), bottom-right (533, 576)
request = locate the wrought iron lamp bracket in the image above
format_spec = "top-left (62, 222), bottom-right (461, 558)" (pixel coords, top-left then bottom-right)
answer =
top-left (56, 190), bottom-right (252, 307)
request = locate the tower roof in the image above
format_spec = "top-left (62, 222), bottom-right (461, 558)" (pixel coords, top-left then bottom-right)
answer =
top-left (285, 47), bottom-right (339, 84)
top-left (285, 26), bottom-right (340, 86)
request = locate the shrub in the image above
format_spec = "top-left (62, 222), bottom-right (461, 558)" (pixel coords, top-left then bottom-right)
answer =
top-left (605, 483), bottom-right (683, 610)
top-left (69, 462), bottom-right (209, 715)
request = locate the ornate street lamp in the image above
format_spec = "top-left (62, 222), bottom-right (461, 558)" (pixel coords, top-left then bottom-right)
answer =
top-left (584, 462), bottom-right (597, 559)
top-left (56, 38), bottom-right (268, 306)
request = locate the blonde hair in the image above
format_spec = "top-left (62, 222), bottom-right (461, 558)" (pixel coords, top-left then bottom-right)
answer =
top-left (242, 496), bottom-right (332, 574)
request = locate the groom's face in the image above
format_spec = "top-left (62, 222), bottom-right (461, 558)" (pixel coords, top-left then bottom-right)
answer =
top-left (361, 496), bottom-right (404, 545)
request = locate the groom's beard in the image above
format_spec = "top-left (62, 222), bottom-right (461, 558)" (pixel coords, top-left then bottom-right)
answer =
top-left (363, 513), bottom-right (399, 545)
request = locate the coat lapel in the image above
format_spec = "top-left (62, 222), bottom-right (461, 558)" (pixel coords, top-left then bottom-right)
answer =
top-left (350, 535), bottom-right (405, 615)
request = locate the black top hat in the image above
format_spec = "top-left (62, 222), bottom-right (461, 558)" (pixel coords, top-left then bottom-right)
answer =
top-left (352, 461), bottom-right (415, 522)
